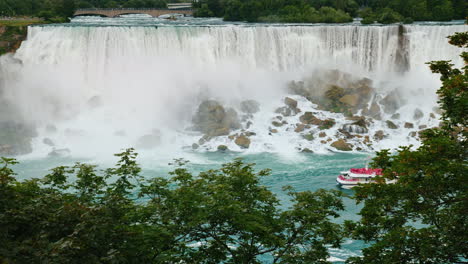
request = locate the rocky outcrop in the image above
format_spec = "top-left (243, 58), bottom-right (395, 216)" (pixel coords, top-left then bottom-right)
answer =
top-left (217, 145), bottom-right (228, 152)
top-left (192, 100), bottom-right (241, 138)
top-left (0, 25), bottom-right (28, 55)
top-left (331, 139), bottom-right (353, 151)
top-left (284, 97), bottom-right (298, 109)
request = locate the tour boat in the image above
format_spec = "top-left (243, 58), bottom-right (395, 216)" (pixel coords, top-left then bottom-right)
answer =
top-left (336, 168), bottom-right (396, 188)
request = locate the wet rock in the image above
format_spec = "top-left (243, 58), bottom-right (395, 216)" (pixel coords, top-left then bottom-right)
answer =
top-left (284, 97), bottom-right (298, 109)
top-left (380, 91), bottom-right (403, 114)
top-left (374, 130), bottom-right (386, 140)
top-left (386, 120), bottom-right (399, 129)
top-left (276, 116), bottom-right (283, 121)
top-left (301, 148), bottom-right (313, 153)
top-left (302, 133), bottom-right (314, 141)
top-left (300, 112), bottom-right (320, 125)
top-left (240, 100), bottom-right (260, 114)
top-left (363, 102), bottom-right (381, 120)
top-left (192, 100), bottom-right (240, 137)
top-left (48, 148), bottom-right (71, 157)
top-left (275, 106), bottom-right (292, 117)
top-left (363, 136), bottom-right (371, 144)
top-left (246, 121), bottom-right (253, 129)
top-left (320, 140), bottom-right (327, 144)
top-left (391, 113), bottom-right (401, 120)
top-left (198, 138), bottom-right (207, 145)
top-left (217, 145), bottom-right (228, 152)
top-left (87, 96), bottom-right (102, 109)
top-left (319, 132), bottom-right (327, 138)
top-left (295, 124), bottom-right (305, 133)
top-left (43, 138), bottom-right (54, 147)
top-left (269, 128), bottom-right (278, 134)
top-left (339, 94), bottom-right (359, 107)
top-left (235, 135), bottom-right (251, 149)
top-left (192, 143), bottom-right (199, 150)
top-left (272, 121), bottom-right (283, 127)
top-left (245, 131), bottom-right (256, 137)
top-left (413, 108), bottom-right (424, 120)
top-left (0, 121), bottom-right (36, 155)
top-left (136, 131), bottom-right (161, 149)
top-left (45, 124), bottom-right (57, 133)
top-left (430, 113), bottom-right (436, 119)
top-left (338, 129), bottom-right (354, 139)
top-left (409, 131), bottom-right (417, 137)
top-left (404, 122), bottom-right (414, 128)
top-left (331, 139), bottom-right (353, 151)
top-left (319, 119), bottom-right (336, 130)
top-left (418, 125), bottom-right (427, 129)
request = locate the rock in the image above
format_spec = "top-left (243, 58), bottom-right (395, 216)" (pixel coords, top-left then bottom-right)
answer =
top-left (380, 91), bottom-right (403, 114)
top-left (338, 129), bottom-right (354, 139)
top-left (272, 121), bottom-right (283, 127)
top-left (300, 112), bottom-right (319, 125)
top-left (240, 100), bottom-right (260, 114)
top-left (192, 100), bottom-right (240, 138)
top-left (192, 143), bottom-right (199, 150)
top-left (391, 113), bottom-right (401, 120)
top-left (430, 113), bottom-right (436, 119)
top-left (45, 124), bottom-right (57, 133)
top-left (284, 97), bottom-right (298, 109)
top-left (295, 124), bottom-right (306, 133)
top-left (48, 148), bottom-right (70, 157)
top-left (409, 131), bottom-right (417, 137)
top-left (339, 94), bottom-right (359, 107)
top-left (0, 121), bottom-right (36, 156)
top-left (432, 107), bottom-right (443, 115)
top-left (245, 131), bottom-right (256, 137)
top-left (302, 133), bottom-right (314, 141)
top-left (319, 119), bottom-right (336, 130)
top-left (136, 131), bottom-right (161, 149)
top-left (235, 135), bottom-right (251, 149)
top-left (43, 138), bottom-right (54, 147)
top-left (217, 145), bottom-right (228, 152)
top-left (386, 120), bottom-right (399, 129)
top-left (87, 96), bottom-right (102, 109)
top-left (319, 132), bottom-right (327, 138)
top-left (363, 136), bottom-right (371, 144)
top-left (320, 140), bottom-right (327, 144)
top-left (413, 108), bottom-right (424, 120)
top-left (301, 148), bottom-right (313, 153)
top-left (374, 130), bottom-right (386, 140)
top-left (363, 102), bottom-right (381, 120)
top-left (418, 125), bottom-right (427, 129)
top-left (246, 121), bottom-right (253, 129)
top-left (404, 122), bottom-right (414, 128)
top-left (276, 115), bottom-right (283, 121)
top-left (269, 128), bottom-right (278, 134)
top-left (198, 138), bottom-right (206, 145)
top-left (331, 139), bottom-right (353, 151)
top-left (275, 106), bottom-right (292, 117)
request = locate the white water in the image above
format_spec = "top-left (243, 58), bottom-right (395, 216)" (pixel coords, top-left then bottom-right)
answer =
top-left (1, 21), bottom-right (466, 159)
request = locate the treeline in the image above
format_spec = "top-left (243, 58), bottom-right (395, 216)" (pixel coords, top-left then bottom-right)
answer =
top-left (0, 0), bottom-right (167, 22)
top-left (194, 0), bottom-right (467, 23)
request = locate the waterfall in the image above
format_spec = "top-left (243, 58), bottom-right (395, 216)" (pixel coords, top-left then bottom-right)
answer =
top-left (1, 23), bottom-right (466, 157)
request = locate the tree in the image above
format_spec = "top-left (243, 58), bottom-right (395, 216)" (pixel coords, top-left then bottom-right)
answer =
top-left (0, 150), bottom-right (345, 263)
top-left (346, 32), bottom-right (468, 264)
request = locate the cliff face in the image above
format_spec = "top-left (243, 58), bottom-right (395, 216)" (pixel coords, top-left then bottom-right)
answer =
top-left (0, 25), bottom-right (28, 55)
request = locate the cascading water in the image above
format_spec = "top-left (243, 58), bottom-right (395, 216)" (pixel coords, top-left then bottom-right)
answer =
top-left (0, 17), bottom-right (466, 262)
top-left (0, 19), bottom-right (466, 159)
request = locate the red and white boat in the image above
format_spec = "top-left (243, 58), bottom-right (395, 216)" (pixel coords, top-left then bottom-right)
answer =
top-left (336, 168), bottom-right (396, 188)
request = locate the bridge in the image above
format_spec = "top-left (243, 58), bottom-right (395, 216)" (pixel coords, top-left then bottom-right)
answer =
top-left (73, 8), bottom-right (193, 18)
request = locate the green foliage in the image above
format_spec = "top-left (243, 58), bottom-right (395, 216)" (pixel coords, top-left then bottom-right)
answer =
top-left (346, 32), bottom-right (468, 263)
top-left (0, 150), bottom-right (344, 262)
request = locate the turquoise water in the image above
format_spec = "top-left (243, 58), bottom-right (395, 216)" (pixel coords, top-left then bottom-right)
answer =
top-left (13, 152), bottom-right (367, 262)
